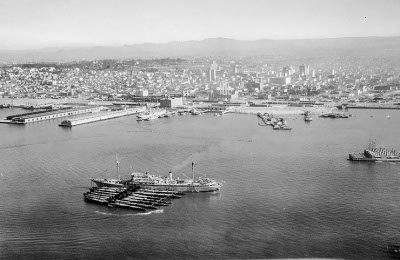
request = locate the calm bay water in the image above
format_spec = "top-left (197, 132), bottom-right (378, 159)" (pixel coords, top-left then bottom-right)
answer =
top-left (0, 107), bottom-right (400, 259)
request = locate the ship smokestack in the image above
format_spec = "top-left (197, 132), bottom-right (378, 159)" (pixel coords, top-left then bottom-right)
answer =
top-left (192, 162), bottom-right (195, 181)
top-left (169, 171), bottom-right (172, 180)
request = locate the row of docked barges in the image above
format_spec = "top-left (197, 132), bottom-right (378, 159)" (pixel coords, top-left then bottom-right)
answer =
top-left (83, 186), bottom-right (183, 212)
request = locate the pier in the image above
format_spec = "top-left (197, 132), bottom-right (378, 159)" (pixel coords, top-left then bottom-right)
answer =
top-left (59, 107), bottom-right (145, 127)
top-left (83, 186), bottom-right (183, 212)
top-left (0, 107), bottom-right (101, 124)
top-left (319, 112), bottom-right (351, 118)
top-left (257, 112), bottom-right (292, 130)
top-left (345, 105), bottom-right (400, 110)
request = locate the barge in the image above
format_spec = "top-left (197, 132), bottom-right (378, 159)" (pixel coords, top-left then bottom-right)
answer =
top-left (348, 141), bottom-right (400, 162)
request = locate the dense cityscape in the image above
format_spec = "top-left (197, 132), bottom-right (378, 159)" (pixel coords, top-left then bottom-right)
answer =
top-left (1, 55), bottom-right (399, 106)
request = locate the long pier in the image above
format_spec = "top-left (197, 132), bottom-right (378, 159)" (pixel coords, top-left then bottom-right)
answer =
top-left (59, 107), bottom-right (145, 127)
top-left (345, 105), bottom-right (400, 110)
top-left (0, 107), bottom-right (101, 124)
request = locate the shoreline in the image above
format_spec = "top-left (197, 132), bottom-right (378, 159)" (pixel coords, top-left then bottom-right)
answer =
top-left (230, 105), bottom-right (335, 116)
top-left (1, 97), bottom-right (338, 116)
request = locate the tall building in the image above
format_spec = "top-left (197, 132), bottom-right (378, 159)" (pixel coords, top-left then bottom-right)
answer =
top-left (282, 65), bottom-right (294, 77)
top-left (299, 64), bottom-right (310, 76)
top-left (233, 65), bottom-right (238, 74)
top-left (208, 61), bottom-right (218, 82)
top-left (210, 81), bottom-right (238, 100)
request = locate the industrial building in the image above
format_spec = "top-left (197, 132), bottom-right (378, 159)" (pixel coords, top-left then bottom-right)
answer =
top-left (159, 97), bottom-right (183, 108)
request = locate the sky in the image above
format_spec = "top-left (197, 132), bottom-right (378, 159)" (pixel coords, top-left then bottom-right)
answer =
top-left (0, 0), bottom-right (399, 50)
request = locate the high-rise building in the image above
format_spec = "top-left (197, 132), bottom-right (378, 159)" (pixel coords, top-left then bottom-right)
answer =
top-left (208, 61), bottom-right (218, 81)
top-left (282, 65), bottom-right (294, 77)
top-left (233, 66), bottom-right (238, 74)
top-left (299, 64), bottom-right (310, 76)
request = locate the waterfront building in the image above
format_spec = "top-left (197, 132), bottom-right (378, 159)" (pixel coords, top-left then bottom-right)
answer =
top-left (159, 97), bottom-right (183, 108)
top-left (136, 89), bottom-right (149, 97)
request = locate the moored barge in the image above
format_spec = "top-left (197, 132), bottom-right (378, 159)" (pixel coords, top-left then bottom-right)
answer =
top-left (348, 141), bottom-right (400, 162)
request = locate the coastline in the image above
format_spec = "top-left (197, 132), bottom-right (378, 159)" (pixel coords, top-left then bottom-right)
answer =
top-left (0, 97), bottom-right (337, 116)
top-left (231, 105), bottom-right (335, 116)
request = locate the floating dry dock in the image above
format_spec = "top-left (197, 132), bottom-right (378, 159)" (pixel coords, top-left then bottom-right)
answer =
top-left (59, 107), bottom-right (145, 127)
top-left (0, 107), bottom-right (100, 124)
top-left (83, 187), bottom-right (183, 212)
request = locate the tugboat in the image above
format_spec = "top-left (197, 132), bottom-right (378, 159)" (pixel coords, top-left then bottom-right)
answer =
top-left (348, 140), bottom-right (400, 162)
top-left (304, 111), bottom-right (313, 121)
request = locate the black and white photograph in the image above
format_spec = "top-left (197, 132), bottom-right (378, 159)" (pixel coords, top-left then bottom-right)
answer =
top-left (1, 0), bottom-right (400, 259)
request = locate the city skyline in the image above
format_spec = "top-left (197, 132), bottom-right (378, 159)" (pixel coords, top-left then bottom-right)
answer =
top-left (1, 0), bottom-right (400, 50)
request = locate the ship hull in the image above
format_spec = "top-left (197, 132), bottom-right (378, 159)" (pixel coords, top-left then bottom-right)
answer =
top-left (91, 179), bottom-right (125, 188)
top-left (137, 184), bottom-right (220, 192)
top-left (348, 153), bottom-right (400, 162)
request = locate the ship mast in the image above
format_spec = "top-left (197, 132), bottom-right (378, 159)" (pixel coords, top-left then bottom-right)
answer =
top-left (116, 154), bottom-right (120, 181)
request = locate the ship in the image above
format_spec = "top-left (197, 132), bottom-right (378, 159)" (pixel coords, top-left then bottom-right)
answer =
top-left (304, 111), bottom-right (312, 121)
top-left (348, 140), bottom-right (400, 162)
top-left (90, 155), bottom-right (130, 187)
top-left (131, 163), bottom-right (222, 192)
top-left (137, 107), bottom-right (166, 121)
top-left (91, 160), bottom-right (222, 192)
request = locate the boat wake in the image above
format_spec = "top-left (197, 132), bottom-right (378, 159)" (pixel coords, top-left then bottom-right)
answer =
top-left (94, 210), bottom-right (115, 216)
top-left (131, 209), bottom-right (164, 216)
top-left (94, 209), bottom-right (164, 216)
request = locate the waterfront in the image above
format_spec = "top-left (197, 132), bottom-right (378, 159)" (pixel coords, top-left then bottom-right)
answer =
top-left (0, 107), bottom-right (400, 259)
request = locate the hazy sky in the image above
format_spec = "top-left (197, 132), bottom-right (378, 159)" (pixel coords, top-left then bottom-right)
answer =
top-left (0, 0), bottom-right (399, 49)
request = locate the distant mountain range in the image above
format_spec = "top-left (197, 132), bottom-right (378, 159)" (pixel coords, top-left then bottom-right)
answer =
top-left (1, 37), bottom-right (400, 63)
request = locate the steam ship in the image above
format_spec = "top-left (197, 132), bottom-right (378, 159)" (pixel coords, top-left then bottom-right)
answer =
top-left (91, 160), bottom-right (222, 192)
top-left (131, 163), bottom-right (222, 192)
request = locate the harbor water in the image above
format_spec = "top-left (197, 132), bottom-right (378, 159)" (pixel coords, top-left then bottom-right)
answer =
top-left (0, 107), bottom-right (400, 259)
